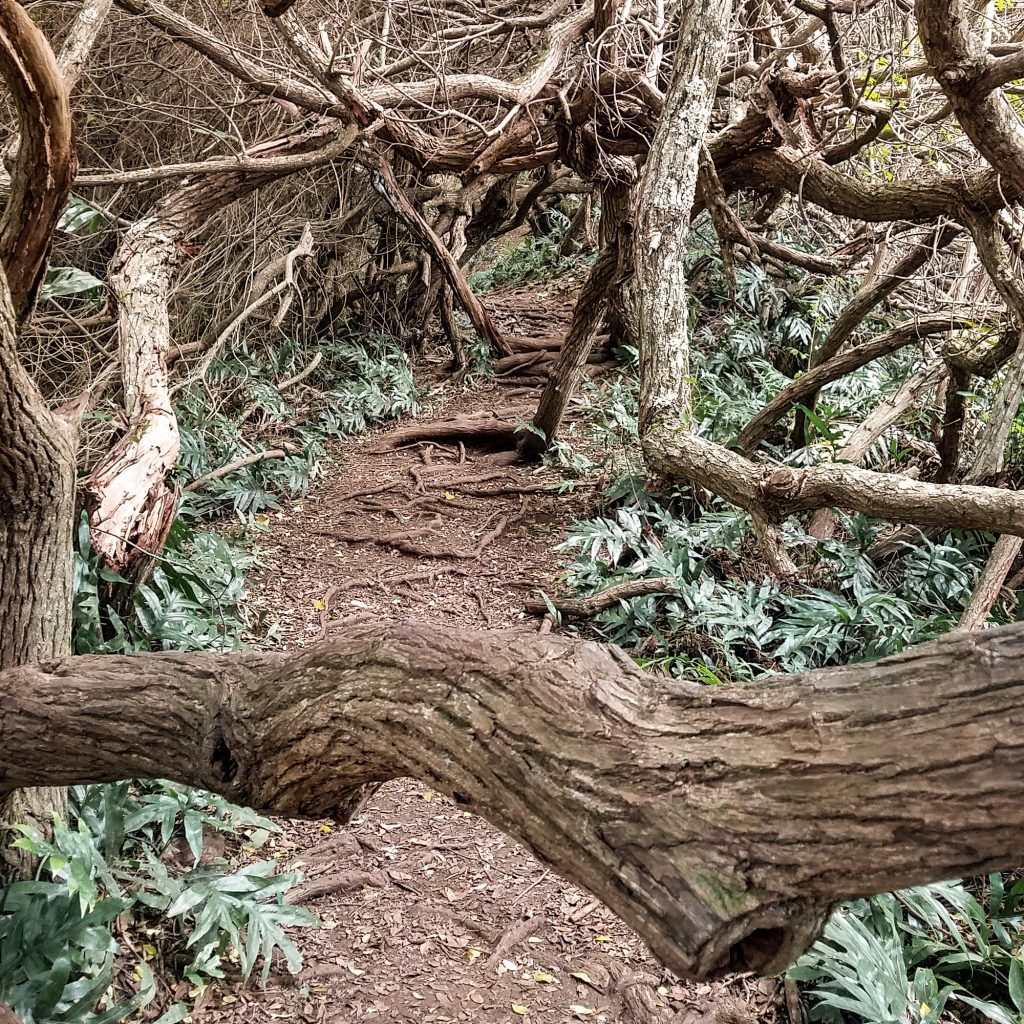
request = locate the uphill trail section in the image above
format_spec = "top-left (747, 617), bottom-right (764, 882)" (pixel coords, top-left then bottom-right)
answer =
top-left (204, 289), bottom-right (778, 1024)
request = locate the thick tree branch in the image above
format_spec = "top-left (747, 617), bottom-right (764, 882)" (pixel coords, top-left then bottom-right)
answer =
top-left (735, 315), bottom-right (972, 453)
top-left (0, 0), bottom-right (77, 321)
top-left (719, 147), bottom-right (1005, 224)
top-left (4, 622), bottom-right (1024, 981)
top-left (917, 0), bottom-right (1024, 200)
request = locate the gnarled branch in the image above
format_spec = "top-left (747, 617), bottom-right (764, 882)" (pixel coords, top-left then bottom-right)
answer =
top-left (3, 622), bottom-right (1024, 982)
top-left (0, 0), bottom-right (77, 320)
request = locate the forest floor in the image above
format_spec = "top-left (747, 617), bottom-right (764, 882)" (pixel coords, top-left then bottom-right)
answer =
top-left (197, 287), bottom-right (784, 1024)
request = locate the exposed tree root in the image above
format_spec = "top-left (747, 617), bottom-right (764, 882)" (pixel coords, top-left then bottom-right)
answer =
top-left (316, 499), bottom-right (528, 560)
top-left (286, 870), bottom-right (389, 904)
top-left (371, 411), bottom-right (532, 452)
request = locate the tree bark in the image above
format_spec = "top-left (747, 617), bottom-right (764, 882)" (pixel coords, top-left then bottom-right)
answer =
top-left (0, 0), bottom-right (79, 879)
top-left (521, 242), bottom-right (619, 457)
top-left (631, 0), bottom-right (733, 438)
top-left (86, 127), bottom-right (356, 576)
top-left (367, 155), bottom-right (511, 356)
top-left (958, 534), bottom-right (1022, 630)
top-left (0, 0), bottom-right (77, 321)
top-left (5, 621), bottom-right (1024, 981)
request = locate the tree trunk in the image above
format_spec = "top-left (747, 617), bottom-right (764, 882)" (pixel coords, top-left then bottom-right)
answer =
top-left (521, 242), bottom-right (619, 457)
top-left (86, 126), bottom-right (357, 576)
top-left (630, 0), bottom-right (733, 439)
top-left (0, 278), bottom-right (77, 874)
top-left (0, 0), bottom-right (79, 879)
top-left (5, 620), bottom-right (1024, 981)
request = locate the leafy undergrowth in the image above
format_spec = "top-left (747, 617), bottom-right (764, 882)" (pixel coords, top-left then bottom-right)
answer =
top-left (469, 200), bottom-right (595, 293)
top-left (3, 783), bottom-right (313, 1024)
top-left (547, 226), bottom-right (1024, 1024)
top-left (1, 333), bottom-right (419, 1021)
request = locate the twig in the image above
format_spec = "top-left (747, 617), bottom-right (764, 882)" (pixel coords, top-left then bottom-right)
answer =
top-left (184, 445), bottom-right (297, 492)
top-left (524, 577), bottom-right (679, 618)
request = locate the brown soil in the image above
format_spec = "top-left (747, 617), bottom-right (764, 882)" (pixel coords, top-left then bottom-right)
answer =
top-left (197, 288), bottom-right (784, 1024)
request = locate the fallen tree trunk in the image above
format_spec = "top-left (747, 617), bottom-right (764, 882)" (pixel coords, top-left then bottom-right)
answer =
top-left (4, 621), bottom-right (1024, 980)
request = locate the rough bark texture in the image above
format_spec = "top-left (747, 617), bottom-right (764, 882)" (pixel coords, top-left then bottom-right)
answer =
top-left (5, 621), bottom-right (1024, 980)
top-left (0, 0), bottom-right (79, 871)
top-left (0, 0), bottom-right (77, 321)
top-left (0, 286), bottom-right (75, 672)
top-left (917, 0), bottom-right (1024, 201)
top-left (631, 0), bottom-right (733, 436)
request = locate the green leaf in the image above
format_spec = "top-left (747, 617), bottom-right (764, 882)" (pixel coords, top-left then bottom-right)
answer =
top-left (1009, 957), bottom-right (1024, 1014)
top-left (40, 266), bottom-right (104, 301)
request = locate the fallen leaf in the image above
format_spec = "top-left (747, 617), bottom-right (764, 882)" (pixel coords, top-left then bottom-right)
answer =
top-left (511, 1004), bottom-right (529, 1015)
top-left (570, 972), bottom-right (593, 985)
top-left (532, 972), bottom-right (554, 984)
top-left (312, 599), bottom-right (326, 611)
top-left (570, 1006), bottom-right (595, 1018)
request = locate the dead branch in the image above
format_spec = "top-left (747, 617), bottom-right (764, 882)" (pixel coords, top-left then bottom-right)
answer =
top-left (184, 446), bottom-right (298, 493)
top-left (368, 155), bottom-right (510, 356)
top-left (524, 577), bottom-right (680, 618)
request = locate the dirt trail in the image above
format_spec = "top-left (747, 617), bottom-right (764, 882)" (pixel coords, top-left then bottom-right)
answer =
top-left (204, 291), bottom-right (780, 1024)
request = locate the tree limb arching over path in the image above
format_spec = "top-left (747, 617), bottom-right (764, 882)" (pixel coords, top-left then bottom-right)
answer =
top-left (9, 0), bottom-right (1024, 1009)
top-left (4, 621), bottom-right (1024, 981)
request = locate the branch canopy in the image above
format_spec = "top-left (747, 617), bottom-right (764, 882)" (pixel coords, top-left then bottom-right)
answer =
top-left (4, 622), bottom-right (1024, 980)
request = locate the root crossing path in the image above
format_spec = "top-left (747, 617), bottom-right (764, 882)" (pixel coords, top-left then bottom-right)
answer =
top-left (224, 341), bottom-right (777, 1024)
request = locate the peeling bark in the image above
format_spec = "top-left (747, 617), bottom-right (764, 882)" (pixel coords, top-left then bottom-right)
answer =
top-left (86, 128), bottom-right (357, 575)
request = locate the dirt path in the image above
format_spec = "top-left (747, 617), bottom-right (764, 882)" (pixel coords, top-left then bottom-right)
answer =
top-left (202, 298), bottom-right (781, 1024)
